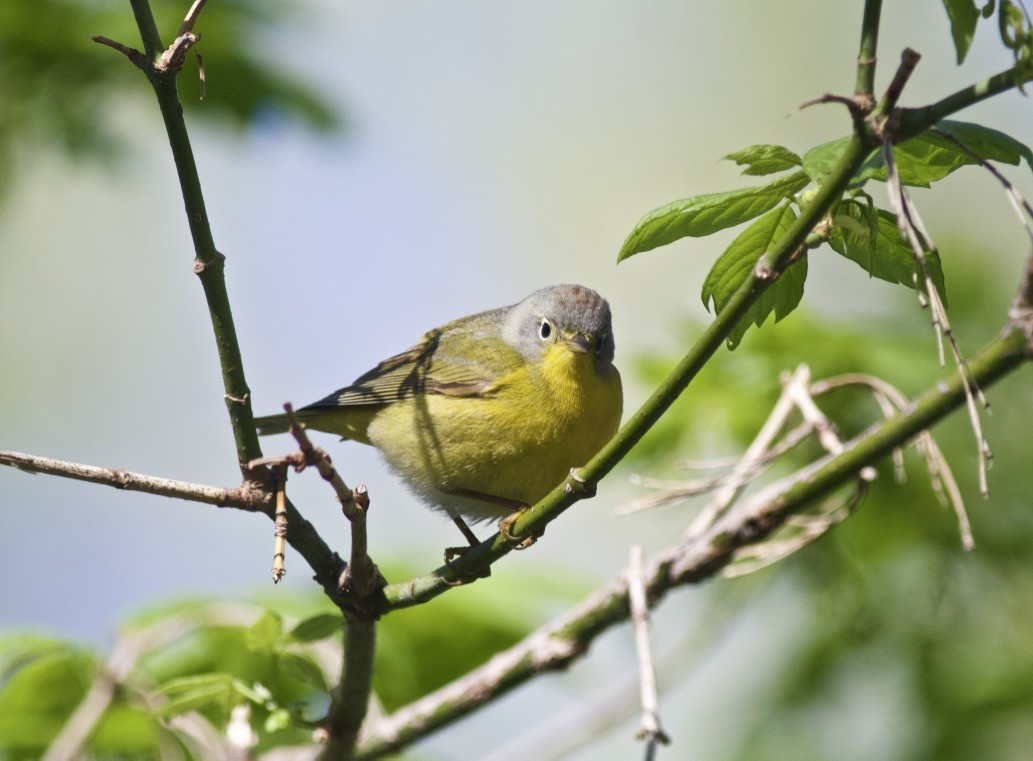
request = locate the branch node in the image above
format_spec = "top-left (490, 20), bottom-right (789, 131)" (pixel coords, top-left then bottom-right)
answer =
top-left (192, 251), bottom-right (224, 274)
top-left (156, 32), bottom-right (201, 74)
top-left (563, 468), bottom-right (596, 497)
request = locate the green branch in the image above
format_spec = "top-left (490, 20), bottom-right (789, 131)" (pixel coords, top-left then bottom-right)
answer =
top-left (95, 2), bottom-right (343, 595)
top-left (128, 0), bottom-right (163, 61)
top-left (121, 2), bottom-right (259, 470)
top-left (321, 619), bottom-right (377, 760)
top-left (855, 0), bottom-right (883, 96)
top-left (898, 65), bottom-right (1032, 138)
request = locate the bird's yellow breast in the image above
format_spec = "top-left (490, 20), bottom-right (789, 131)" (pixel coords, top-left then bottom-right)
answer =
top-left (366, 343), bottom-right (622, 521)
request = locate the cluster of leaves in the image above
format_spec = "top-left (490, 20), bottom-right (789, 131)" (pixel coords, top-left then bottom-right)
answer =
top-left (0, 0), bottom-right (339, 198)
top-left (0, 567), bottom-right (576, 759)
top-left (618, 120), bottom-right (1032, 349)
top-left (0, 603), bottom-right (335, 759)
top-left (944, 0), bottom-right (1033, 77)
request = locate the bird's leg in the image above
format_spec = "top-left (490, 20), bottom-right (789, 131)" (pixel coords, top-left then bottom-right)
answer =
top-left (441, 508), bottom-right (491, 584)
top-left (451, 488), bottom-right (541, 550)
top-left (443, 509), bottom-right (482, 562)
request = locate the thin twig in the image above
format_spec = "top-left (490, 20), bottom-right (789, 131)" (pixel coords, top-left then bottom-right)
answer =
top-left (90, 36), bottom-right (148, 69)
top-left (0, 451), bottom-right (269, 512)
top-left (797, 93), bottom-right (866, 119)
top-left (723, 371), bottom-right (875, 575)
top-left (281, 403), bottom-right (362, 520)
top-left (628, 546), bottom-right (670, 755)
top-left (875, 48), bottom-right (921, 119)
top-left (929, 127), bottom-right (1033, 244)
top-left (272, 465), bottom-right (289, 583)
top-left (178, 0), bottom-right (210, 36)
top-left (882, 137), bottom-right (993, 495)
top-left (811, 374), bottom-right (975, 550)
top-left (683, 365), bottom-right (811, 537)
top-left (724, 483), bottom-right (868, 577)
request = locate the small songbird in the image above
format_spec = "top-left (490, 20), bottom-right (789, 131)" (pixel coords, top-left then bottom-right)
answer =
top-left (255, 284), bottom-right (623, 548)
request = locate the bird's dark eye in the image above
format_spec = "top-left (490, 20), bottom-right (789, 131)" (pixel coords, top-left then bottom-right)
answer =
top-left (539, 319), bottom-right (552, 340)
top-left (594, 335), bottom-right (606, 354)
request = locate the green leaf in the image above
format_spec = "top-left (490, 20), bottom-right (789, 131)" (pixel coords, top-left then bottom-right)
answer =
top-left (265, 707), bottom-right (293, 733)
top-left (89, 705), bottom-right (164, 756)
top-left (803, 137), bottom-right (852, 182)
top-left (618, 171), bottom-right (810, 261)
top-left (0, 634), bottom-right (69, 682)
top-left (0, 649), bottom-right (94, 749)
top-left (701, 203), bottom-right (807, 349)
top-left (725, 144), bottom-right (803, 176)
top-left (829, 204), bottom-right (948, 305)
top-left (246, 610), bottom-right (284, 654)
top-left (277, 653), bottom-right (328, 690)
top-left (942, 0), bottom-right (981, 62)
top-left (805, 121), bottom-right (1032, 191)
top-left (803, 137), bottom-right (883, 188)
top-left (287, 613), bottom-right (341, 643)
top-left (935, 119), bottom-right (1033, 171)
top-left (155, 674), bottom-right (236, 717)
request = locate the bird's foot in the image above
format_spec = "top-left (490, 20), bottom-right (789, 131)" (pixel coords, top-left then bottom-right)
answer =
top-left (442, 545), bottom-right (490, 584)
top-left (498, 507), bottom-right (541, 550)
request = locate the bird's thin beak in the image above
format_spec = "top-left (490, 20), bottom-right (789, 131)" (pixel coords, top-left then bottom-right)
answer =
top-left (561, 333), bottom-right (591, 353)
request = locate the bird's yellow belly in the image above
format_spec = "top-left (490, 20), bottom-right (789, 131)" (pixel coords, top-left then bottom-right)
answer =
top-left (368, 349), bottom-right (622, 521)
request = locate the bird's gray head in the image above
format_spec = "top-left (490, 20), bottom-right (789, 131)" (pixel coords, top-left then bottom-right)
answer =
top-left (503, 284), bottom-right (616, 367)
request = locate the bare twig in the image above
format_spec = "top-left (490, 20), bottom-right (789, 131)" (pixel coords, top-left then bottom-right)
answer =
top-left (0, 451), bottom-right (269, 512)
top-left (90, 36), bottom-right (148, 69)
top-left (259, 412), bottom-right (379, 758)
top-left (272, 465), bottom-right (289, 583)
top-left (617, 421), bottom-right (818, 518)
top-left (876, 48), bottom-right (921, 119)
top-left (723, 483), bottom-right (868, 577)
top-left (930, 128), bottom-right (1033, 245)
top-left (628, 546), bottom-right (670, 755)
top-left (684, 366), bottom-right (811, 537)
top-left (280, 404), bottom-right (362, 520)
top-left (723, 371), bottom-right (875, 575)
top-left (882, 137), bottom-right (993, 495)
top-left (179, 0), bottom-right (210, 36)
top-left (811, 374), bottom-right (975, 550)
top-left (197, 51), bottom-right (206, 99)
top-left (797, 93), bottom-right (867, 121)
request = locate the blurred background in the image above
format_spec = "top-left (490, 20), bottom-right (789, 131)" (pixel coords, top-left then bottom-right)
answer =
top-left (2, 1), bottom-right (1032, 759)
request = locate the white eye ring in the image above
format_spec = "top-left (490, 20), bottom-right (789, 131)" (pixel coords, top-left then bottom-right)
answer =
top-left (539, 319), bottom-right (552, 340)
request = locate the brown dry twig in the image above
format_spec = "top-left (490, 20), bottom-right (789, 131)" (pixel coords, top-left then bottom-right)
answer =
top-left (881, 136), bottom-right (993, 496)
top-left (628, 546), bottom-right (670, 756)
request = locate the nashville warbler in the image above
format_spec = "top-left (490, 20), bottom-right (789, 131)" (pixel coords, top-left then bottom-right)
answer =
top-left (255, 284), bottom-right (622, 547)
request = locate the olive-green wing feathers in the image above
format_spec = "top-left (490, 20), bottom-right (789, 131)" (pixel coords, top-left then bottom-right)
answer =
top-left (306, 310), bottom-right (523, 410)
top-left (307, 334), bottom-right (494, 408)
top-left (255, 310), bottom-right (520, 436)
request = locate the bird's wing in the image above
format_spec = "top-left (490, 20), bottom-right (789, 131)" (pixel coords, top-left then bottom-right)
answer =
top-left (303, 322), bottom-right (515, 410)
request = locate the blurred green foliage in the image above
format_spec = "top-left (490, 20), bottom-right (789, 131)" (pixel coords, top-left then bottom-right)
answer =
top-left (0, 565), bottom-right (586, 758)
top-left (0, 0), bottom-right (340, 197)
